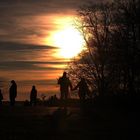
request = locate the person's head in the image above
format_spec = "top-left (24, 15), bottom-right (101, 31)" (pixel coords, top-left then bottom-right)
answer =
top-left (11, 80), bottom-right (15, 84)
top-left (32, 85), bottom-right (36, 89)
top-left (63, 72), bottom-right (67, 77)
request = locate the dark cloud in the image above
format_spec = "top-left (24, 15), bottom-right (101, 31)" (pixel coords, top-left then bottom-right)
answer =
top-left (0, 42), bottom-right (66, 70)
top-left (0, 41), bottom-right (57, 51)
top-left (0, 41), bottom-right (59, 61)
top-left (0, 0), bottom-right (105, 44)
top-left (0, 61), bottom-right (66, 70)
top-left (0, 0), bottom-right (86, 17)
top-left (18, 79), bottom-right (56, 86)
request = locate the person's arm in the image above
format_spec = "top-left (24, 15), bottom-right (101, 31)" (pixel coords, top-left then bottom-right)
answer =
top-left (57, 77), bottom-right (61, 84)
top-left (73, 83), bottom-right (79, 91)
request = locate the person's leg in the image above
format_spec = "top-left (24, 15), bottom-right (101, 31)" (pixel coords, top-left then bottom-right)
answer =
top-left (10, 98), bottom-right (15, 106)
top-left (13, 98), bottom-right (15, 106)
top-left (30, 99), bottom-right (33, 106)
top-left (61, 91), bottom-right (65, 100)
top-left (34, 99), bottom-right (37, 106)
top-left (0, 100), bottom-right (2, 105)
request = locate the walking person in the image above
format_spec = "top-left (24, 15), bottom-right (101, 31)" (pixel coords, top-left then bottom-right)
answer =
top-left (9, 80), bottom-right (17, 106)
top-left (73, 78), bottom-right (89, 101)
top-left (57, 72), bottom-right (72, 100)
top-left (30, 85), bottom-right (37, 106)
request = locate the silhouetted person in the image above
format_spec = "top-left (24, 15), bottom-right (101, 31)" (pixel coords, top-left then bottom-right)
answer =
top-left (73, 78), bottom-right (89, 101)
top-left (58, 72), bottom-right (72, 100)
top-left (30, 85), bottom-right (37, 106)
top-left (9, 80), bottom-right (17, 106)
top-left (0, 89), bottom-right (3, 105)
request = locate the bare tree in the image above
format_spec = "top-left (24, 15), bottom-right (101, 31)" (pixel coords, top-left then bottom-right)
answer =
top-left (68, 0), bottom-right (140, 97)
top-left (68, 2), bottom-right (113, 96)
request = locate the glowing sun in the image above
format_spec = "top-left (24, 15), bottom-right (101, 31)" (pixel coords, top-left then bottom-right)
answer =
top-left (53, 27), bottom-right (84, 58)
top-left (44, 17), bottom-right (84, 59)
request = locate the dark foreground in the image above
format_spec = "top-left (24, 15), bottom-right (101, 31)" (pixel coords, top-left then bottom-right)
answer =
top-left (0, 97), bottom-right (139, 140)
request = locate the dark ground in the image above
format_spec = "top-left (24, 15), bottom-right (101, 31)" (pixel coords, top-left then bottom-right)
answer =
top-left (0, 97), bottom-right (139, 140)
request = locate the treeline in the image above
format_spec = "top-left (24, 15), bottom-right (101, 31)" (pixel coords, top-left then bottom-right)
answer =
top-left (68, 0), bottom-right (140, 97)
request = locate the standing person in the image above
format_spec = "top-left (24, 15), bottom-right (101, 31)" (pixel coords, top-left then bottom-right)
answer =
top-left (30, 85), bottom-right (37, 106)
top-left (73, 78), bottom-right (89, 101)
top-left (58, 72), bottom-right (72, 100)
top-left (0, 89), bottom-right (3, 105)
top-left (9, 80), bottom-right (17, 106)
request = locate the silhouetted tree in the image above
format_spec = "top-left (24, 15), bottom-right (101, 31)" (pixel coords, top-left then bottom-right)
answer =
top-left (68, 0), bottom-right (140, 97)
top-left (68, 2), bottom-right (113, 96)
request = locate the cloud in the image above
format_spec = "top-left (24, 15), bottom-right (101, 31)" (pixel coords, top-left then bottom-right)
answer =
top-left (0, 41), bottom-right (70, 74)
top-left (0, 41), bottom-right (60, 63)
top-left (0, 41), bottom-right (57, 51)
top-left (0, 0), bottom-right (89, 21)
top-left (0, 0), bottom-right (102, 44)
top-left (0, 61), bottom-right (66, 70)
top-left (0, 42), bottom-right (68, 71)
top-left (18, 79), bottom-right (56, 86)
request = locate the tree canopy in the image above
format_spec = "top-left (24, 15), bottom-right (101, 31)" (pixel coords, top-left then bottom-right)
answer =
top-left (68, 0), bottom-right (140, 97)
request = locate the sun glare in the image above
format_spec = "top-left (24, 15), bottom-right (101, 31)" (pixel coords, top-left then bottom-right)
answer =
top-left (54, 27), bottom-right (84, 58)
top-left (44, 16), bottom-right (85, 59)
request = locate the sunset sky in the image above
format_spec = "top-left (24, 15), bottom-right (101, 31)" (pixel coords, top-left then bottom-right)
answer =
top-left (0, 0), bottom-right (103, 100)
